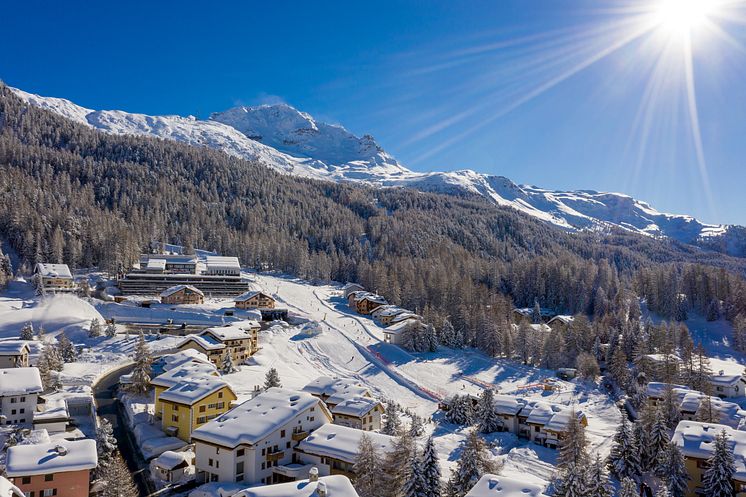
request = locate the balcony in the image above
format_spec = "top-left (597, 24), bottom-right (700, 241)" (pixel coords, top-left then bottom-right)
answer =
top-left (291, 431), bottom-right (308, 442)
top-left (266, 451), bottom-right (285, 462)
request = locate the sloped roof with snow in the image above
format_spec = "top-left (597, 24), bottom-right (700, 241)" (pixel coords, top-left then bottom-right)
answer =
top-left (331, 396), bottom-right (382, 417)
top-left (234, 291), bottom-right (274, 302)
top-left (390, 312), bottom-right (421, 324)
top-left (672, 421), bottom-right (746, 481)
top-left (547, 315), bottom-right (574, 326)
top-left (147, 259), bottom-right (167, 270)
top-left (493, 395), bottom-right (526, 416)
top-left (235, 475), bottom-right (359, 497)
top-left (326, 386), bottom-right (371, 406)
top-left (5, 439), bottom-right (97, 477)
top-left (371, 305), bottom-right (407, 318)
top-left (383, 320), bottom-right (412, 334)
top-left (205, 256), bottom-right (241, 271)
top-left (154, 450), bottom-right (191, 470)
top-left (297, 424), bottom-right (395, 464)
top-left (160, 284), bottom-right (204, 298)
top-left (151, 362), bottom-right (219, 389)
top-left (178, 334), bottom-right (225, 351)
top-left (200, 325), bottom-right (255, 342)
top-left (302, 377), bottom-right (364, 398)
top-left (34, 263), bottom-right (72, 279)
top-left (0, 341), bottom-right (30, 356)
top-left (191, 388), bottom-right (331, 448)
top-left (158, 376), bottom-right (233, 405)
top-left (161, 349), bottom-right (212, 371)
top-left (0, 367), bottom-right (43, 396)
top-left (465, 474), bottom-right (547, 497)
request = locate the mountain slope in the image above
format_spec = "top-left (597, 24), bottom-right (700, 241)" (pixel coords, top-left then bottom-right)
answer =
top-left (11, 86), bottom-right (739, 255)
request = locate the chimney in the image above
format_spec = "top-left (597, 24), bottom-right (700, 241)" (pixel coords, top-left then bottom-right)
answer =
top-left (55, 445), bottom-right (68, 456)
top-left (317, 481), bottom-right (327, 497)
top-left (309, 467), bottom-right (319, 482)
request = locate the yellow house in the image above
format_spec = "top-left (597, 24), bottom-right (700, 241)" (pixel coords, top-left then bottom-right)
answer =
top-left (0, 341), bottom-right (30, 368)
top-left (158, 377), bottom-right (237, 442)
top-left (151, 361), bottom-right (220, 416)
top-left (672, 420), bottom-right (746, 497)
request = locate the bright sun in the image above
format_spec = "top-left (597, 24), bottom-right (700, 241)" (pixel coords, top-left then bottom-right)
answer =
top-left (654, 0), bottom-right (716, 36)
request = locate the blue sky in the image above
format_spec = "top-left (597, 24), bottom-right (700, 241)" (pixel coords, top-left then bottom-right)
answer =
top-left (3, 0), bottom-right (746, 224)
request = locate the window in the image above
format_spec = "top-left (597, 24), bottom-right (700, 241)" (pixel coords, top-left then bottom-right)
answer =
top-left (286, 441), bottom-right (291, 449)
top-left (10, 398), bottom-right (16, 404)
top-left (172, 414), bottom-right (179, 422)
top-left (44, 475), bottom-right (54, 482)
top-left (22, 477), bottom-right (31, 484)
top-left (261, 462), bottom-right (266, 470)
top-left (280, 430), bottom-right (286, 438)
top-left (310, 416), bottom-right (315, 422)
top-left (217, 402), bottom-right (224, 409)
top-left (208, 459), bottom-right (214, 467)
top-left (236, 462), bottom-right (244, 474)
top-left (20, 396), bottom-right (25, 402)
top-left (262, 448), bottom-right (266, 456)
top-left (199, 405), bottom-right (206, 413)
top-left (20, 408), bottom-right (24, 414)
top-left (11, 409), bottom-right (16, 415)
top-left (218, 392), bottom-right (223, 398)
top-left (198, 416), bottom-right (206, 424)
top-left (216, 461), bottom-right (219, 469)
top-left (237, 449), bottom-right (245, 457)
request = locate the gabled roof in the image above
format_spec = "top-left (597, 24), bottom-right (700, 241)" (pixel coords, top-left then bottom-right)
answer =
top-left (160, 284), bottom-right (204, 298)
top-left (301, 376), bottom-right (365, 398)
top-left (326, 386), bottom-right (372, 406)
top-left (0, 341), bottom-right (30, 356)
top-left (0, 367), bottom-right (43, 396)
top-left (178, 334), bottom-right (225, 351)
top-left (389, 312), bottom-right (420, 324)
top-left (371, 305), bottom-right (408, 318)
top-left (153, 450), bottom-right (192, 470)
top-left (235, 290), bottom-right (274, 303)
top-left (493, 395), bottom-right (526, 416)
top-left (5, 439), bottom-right (98, 477)
top-left (672, 421), bottom-right (746, 482)
top-left (191, 388), bottom-right (331, 448)
top-left (354, 293), bottom-right (387, 305)
top-left (465, 474), bottom-right (548, 497)
top-left (235, 475), bottom-right (359, 497)
top-left (158, 376), bottom-right (233, 405)
top-left (331, 396), bottom-right (382, 418)
top-left (34, 263), bottom-right (72, 279)
top-left (298, 424), bottom-right (395, 464)
top-left (384, 320), bottom-right (412, 335)
top-left (160, 349), bottom-right (212, 371)
top-left (151, 362), bottom-right (219, 389)
top-left (547, 315), bottom-right (574, 326)
top-left (200, 325), bottom-right (254, 342)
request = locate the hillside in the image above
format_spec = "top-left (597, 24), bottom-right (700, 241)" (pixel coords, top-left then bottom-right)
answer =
top-left (11, 86), bottom-right (743, 257)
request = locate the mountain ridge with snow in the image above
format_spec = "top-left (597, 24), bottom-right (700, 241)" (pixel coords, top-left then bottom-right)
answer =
top-left (12, 86), bottom-right (742, 256)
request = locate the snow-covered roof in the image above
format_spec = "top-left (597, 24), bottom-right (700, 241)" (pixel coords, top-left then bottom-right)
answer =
top-left (0, 476), bottom-right (23, 497)
top-left (205, 256), bottom-right (241, 271)
top-left (141, 254), bottom-right (198, 264)
top-left (547, 315), bottom-right (574, 326)
top-left (353, 292), bottom-right (387, 305)
top-left (154, 450), bottom-right (191, 470)
top-left (647, 383), bottom-right (746, 428)
top-left (384, 320), bottom-right (412, 335)
top-left (465, 474), bottom-right (548, 497)
top-left (0, 367), bottom-right (43, 396)
top-left (709, 369), bottom-right (744, 387)
top-left (331, 396), bottom-right (382, 418)
top-left (5, 439), bottom-right (97, 477)
top-left (151, 362), bottom-right (219, 389)
top-left (178, 334), bottom-right (225, 351)
top-left (161, 349), bottom-right (212, 371)
top-left (160, 284), bottom-right (204, 298)
top-left (0, 341), bottom-right (30, 356)
top-left (493, 395), bottom-right (526, 416)
top-left (235, 475), bottom-right (359, 497)
top-left (342, 283), bottom-right (364, 291)
top-left (297, 424), bottom-right (395, 464)
top-left (389, 312), bottom-right (421, 324)
top-left (371, 305), bottom-right (408, 318)
top-left (645, 382), bottom-right (688, 398)
top-left (521, 401), bottom-right (584, 431)
top-left (34, 263), bottom-right (72, 279)
top-left (234, 290), bottom-right (274, 303)
top-left (191, 388), bottom-right (331, 448)
top-left (158, 376), bottom-right (233, 405)
top-left (326, 386), bottom-right (371, 407)
top-left (301, 377), bottom-right (367, 399)
top-left (672, 421), bottom-right (746, 482)
top-left (200, 325), bottom-right (255, 342)
top-left (147, 259), bottom-right (167, 270)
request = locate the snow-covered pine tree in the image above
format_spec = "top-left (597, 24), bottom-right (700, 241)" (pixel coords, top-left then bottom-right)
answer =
top-left (402, 450), bottom-right (427, 497)
top-left (128, 332), bottom-right (152, 395)
top-left (660, 443), bottom-right (689, 497)
top-left (221, 351), bottom-right (238, 374)
top-left (381, 430), bottom-right (416, 497)
top-left (20, 322), bottom-right (34, 341)
top-left (477, 389), bottom-right (501, 434)
top-left (558, 409), bottom-right (588, 469)
top-left (632, 418), bottom-right (651, 472)
top-left (425, 323), bottom-right (439, 352)
top-left (607, 347), bottom-right (630, 389)
top-left (584, 453), bottom-right (612, 497)
top-left (695, 393), bottom-right (715, 423)
top-left (264, 367), bottom-right (282, 389)
top-left (97, 453), bottom-right (138, 497)
top-left (409, 412), bottom-right (425, 438)
top-left (88, 318), bottom-right (102, 338)
top-left (555, 463), bottom-right (587, 497)
top-left (439, 318), bottom-right (456, 348)
top-left (706, 298), bottom-right (721, 321)
top-left (382, 402), bottom-right (402, 435)
top-left (606, 416), bottom-right (641, 482)
top-left (576, 352), bottom-right (600, 380)
top-left (656, 486), bottom-right (672, 497)
top-left (532, 300), bottom-right (542, 324)
top-left (105, 322), bottom-right (117, 338)
top-left (56, 333), bottom-right (78, 363)
top-left (702, 429), bottom-right (736, 497)
top-left (36, 323), bottom-right (45, 342)
top-left (516, 322), bottom-right (531, 364)
top-left (662, 384), bottom-right (682, 429)
top-left (691, 343), bottom-right (713, 393)
top-left (451, 430), bottom-right (497, 497)
top-left (95, 418), bottom-right (117, 476)
top-left (444, 395), bottom-right (474, 426)
top-left (618, 477), bottom-right (638, 497)
top-left (353, 432), bottom-right (382, 497)
top-left (648, 407), bottom-right (670, 472)
top-left (421, 435), bottom-right (442, 497)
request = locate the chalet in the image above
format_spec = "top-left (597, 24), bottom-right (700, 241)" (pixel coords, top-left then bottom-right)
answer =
top-left (177, 334), bottom-right (226, 366)
top-left (0, 341), bottom-right (30, 368)
top-left (158, 376), bottom-right (237, 442)
top-left (465, 474), bottom-right (548, 497)
top-left (151, 361), bottom-right (220, 416)
top-left (547, 315), bottom-right (574, 333)
top-left (347, 292), bottom-right (387, 315)
top-left (516, 400), bottom-right (587, 449)
top-left (672, 421), bottom-right (746, 497)
top-left (330, 396), bottom-right (384, 431)
top-left (646, 382), bottom-right (746, 428)
top-left (158, 349), bottom-right (213, 373)
top-left (236, 471), bottom-right (359, 497)
top-left (491, 394), bottom-right (526, 434)
top-left (371, 306), bottom-right (409, 326)
top-left (342, 282), bottom-right (365, 299)
top-left (5, 439), bottom-right (98, 497)
top-left (191, 388), bottom-right (332, 485)
top-left (388, 312), bottom-right (421, 326)
top-left (302, 377), bottom-right (371, 407)
top-left (294, 424), bottom-right (395, 479)
top-left (0, 476), bottom-right (24, 497)
top-left (151, 449), bottom-right (195, 485)
top-left (710, 369), bottom-right (746, 398)
top-left (200, 324), bottom-right (260, 364)
top-left (235, 291), bottom-right (276, 310)
top-left (34, 263), bottom-right (74, 293)
top-left (161, 284), bottom-right (205, 304)
top-left (0, 367), bottom-right (43, 426)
